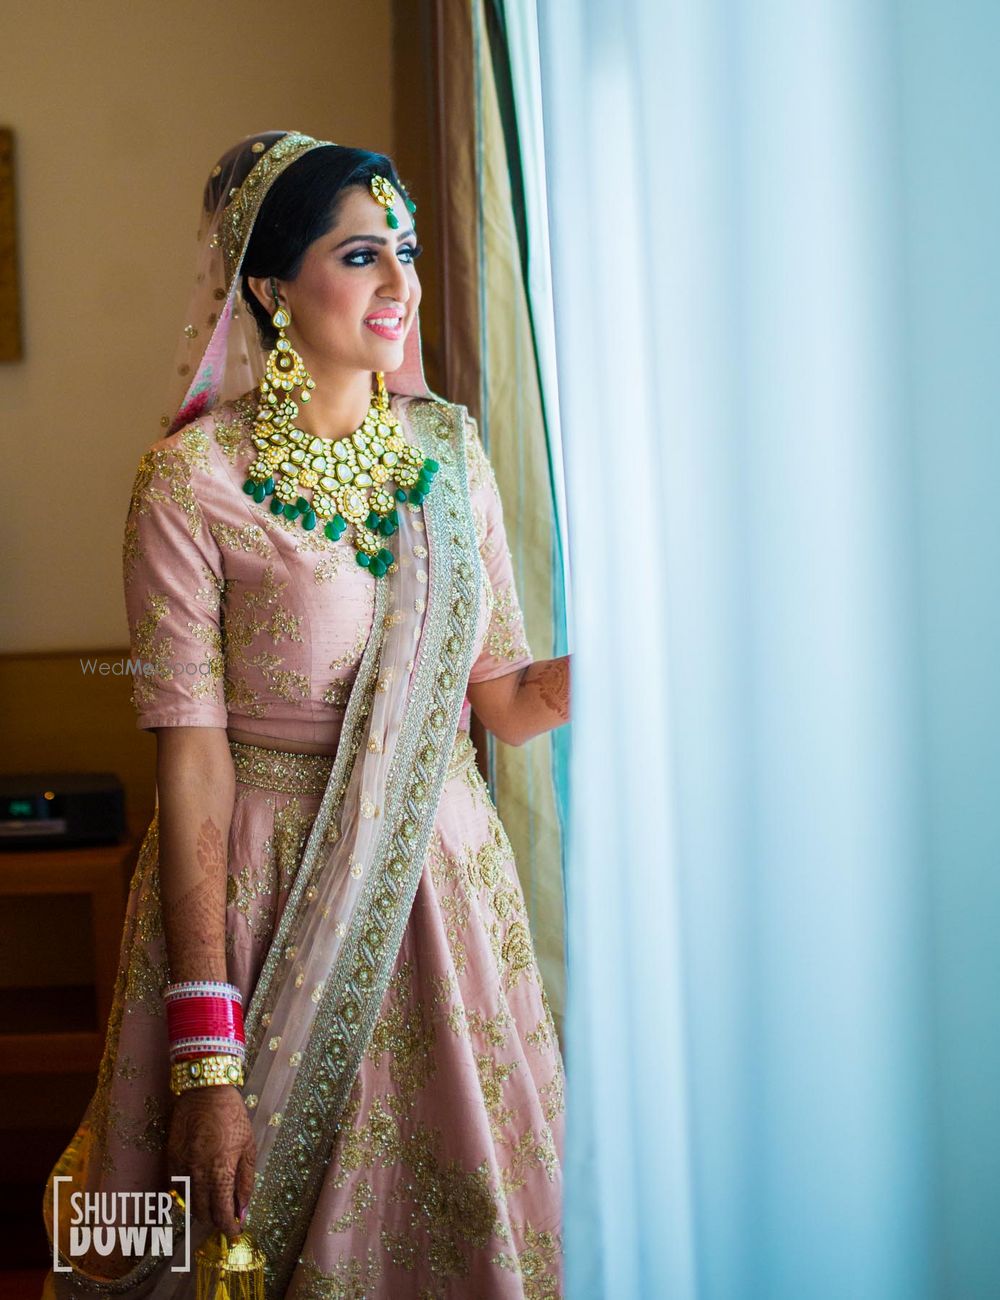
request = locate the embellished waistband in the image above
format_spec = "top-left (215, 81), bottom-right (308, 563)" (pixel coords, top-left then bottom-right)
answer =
top-left (229, 731), bottom-right (477, 795)
top-left (229, 741), bottom-right (333, 795)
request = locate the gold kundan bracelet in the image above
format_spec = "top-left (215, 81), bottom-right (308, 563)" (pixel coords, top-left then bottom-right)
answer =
top-left (170, 1053), bottom-right (245, 1096)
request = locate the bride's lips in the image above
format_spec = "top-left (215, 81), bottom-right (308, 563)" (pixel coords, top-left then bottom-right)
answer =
top-left (364, 311), bottom-right (405, 341)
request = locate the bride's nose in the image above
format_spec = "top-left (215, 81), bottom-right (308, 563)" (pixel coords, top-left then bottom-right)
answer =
top-left (377, 253), bottom-right (410, 304)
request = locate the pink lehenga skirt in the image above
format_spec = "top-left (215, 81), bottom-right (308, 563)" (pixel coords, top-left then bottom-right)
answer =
top-left (43, 732), bottom-right (564, 1298)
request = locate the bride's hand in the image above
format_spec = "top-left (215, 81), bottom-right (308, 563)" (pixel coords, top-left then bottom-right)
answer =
top-left (167, 1086), bottom-right (256, 1239)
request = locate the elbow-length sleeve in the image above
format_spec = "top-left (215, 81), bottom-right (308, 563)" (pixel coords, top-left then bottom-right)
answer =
top-left (464, 414), bottom-right (535, 684)
top-left (122, 430), bottom-right (227, 731)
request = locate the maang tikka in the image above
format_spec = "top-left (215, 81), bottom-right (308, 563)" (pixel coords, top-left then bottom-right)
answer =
top-left (243, 282), bottom-right (439, 580)
top-left (369, 173), bottom-right (417, 229)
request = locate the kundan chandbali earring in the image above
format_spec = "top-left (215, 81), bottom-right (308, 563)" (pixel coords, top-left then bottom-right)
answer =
top-left (243, 289), bottom-right (438, 581)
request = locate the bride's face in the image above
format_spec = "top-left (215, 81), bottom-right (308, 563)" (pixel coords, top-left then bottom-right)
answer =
top-left (267, 183), bottom-right (421, 376)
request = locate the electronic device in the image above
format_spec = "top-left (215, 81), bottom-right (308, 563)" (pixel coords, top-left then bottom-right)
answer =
top-left (0, 773), bottom-right (126, 849)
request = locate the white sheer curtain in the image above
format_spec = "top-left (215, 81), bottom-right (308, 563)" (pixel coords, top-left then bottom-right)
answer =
top-left (532, 1), bottom-right (1000, 1296)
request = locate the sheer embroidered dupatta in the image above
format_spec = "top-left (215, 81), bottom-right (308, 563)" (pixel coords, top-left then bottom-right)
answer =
top-left (232, 394), bottom-right (480, 1292)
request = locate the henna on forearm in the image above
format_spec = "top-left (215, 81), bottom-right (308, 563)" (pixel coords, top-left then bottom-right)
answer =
top-left (519, 656), bottom-right (571, 725)
top-left (466, 654), bottom-right (572, 747)
top-left (156, 728), bottom-right (235, 984)
top-left (160, 817), bottom-right (228, 980)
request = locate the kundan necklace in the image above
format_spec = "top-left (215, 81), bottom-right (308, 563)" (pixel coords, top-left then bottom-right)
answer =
top-left (243, 302), bottom-right (438, 581)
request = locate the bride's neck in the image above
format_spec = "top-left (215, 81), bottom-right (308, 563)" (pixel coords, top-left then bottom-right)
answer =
top-left (292, 363), bottom-right (375, 440)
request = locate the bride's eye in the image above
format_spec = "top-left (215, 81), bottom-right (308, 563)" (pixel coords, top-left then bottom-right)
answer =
top-left (343, 244), bottom-right (423, 268)
top-left (344, 249), bottom-right (377, 267)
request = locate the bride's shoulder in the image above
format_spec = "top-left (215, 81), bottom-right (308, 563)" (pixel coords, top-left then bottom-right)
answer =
top-left (398, 392), bottom-right (481, 452)
top-left (137, 392), bottom-right (255, 476)
top-left (205, 391), bottom-right (257, 464)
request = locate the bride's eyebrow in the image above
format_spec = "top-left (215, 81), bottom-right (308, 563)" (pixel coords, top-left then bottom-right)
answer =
top-left (333, 230), bottom-right (416, 250)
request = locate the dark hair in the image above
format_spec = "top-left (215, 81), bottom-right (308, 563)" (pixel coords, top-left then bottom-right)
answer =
top-left (238, 144), bottom-right (409, 347)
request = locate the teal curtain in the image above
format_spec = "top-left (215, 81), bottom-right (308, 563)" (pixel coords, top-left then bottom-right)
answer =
top-left (468, 0), bottom-right (571, 1025)
top-left (533, 0), bottom-right (1000, 1297)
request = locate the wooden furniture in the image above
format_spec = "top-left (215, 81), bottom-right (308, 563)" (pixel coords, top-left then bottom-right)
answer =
top-left (0, 648), bottom-right (157, 831)
top-left (0, 831), bottom-right (143, 1267)
top-left (0, 648), bottom-right (153, 1267)
top-left (0, 832), bottom-right (140, 1074)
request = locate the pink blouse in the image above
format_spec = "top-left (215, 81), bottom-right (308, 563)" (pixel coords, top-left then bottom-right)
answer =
top-left (122, 393), bottom-right (533, 743)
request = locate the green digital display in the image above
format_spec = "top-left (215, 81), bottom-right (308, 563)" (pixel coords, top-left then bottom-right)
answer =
top-left (7, 799), bottom-right (35, 818)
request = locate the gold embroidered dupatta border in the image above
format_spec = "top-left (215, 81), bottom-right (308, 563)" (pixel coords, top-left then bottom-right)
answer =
top-left (242, 397), bottom-right (480, 1290)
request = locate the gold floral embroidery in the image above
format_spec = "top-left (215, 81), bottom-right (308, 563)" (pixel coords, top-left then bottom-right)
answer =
top-left (540, 1068), bottom-right (566, 1123)
top-left (467, 1006), bottom-right (513, 1049)
top-left (124, 945), bottom-right (170, 1016)
top-left (313, 552), bottom-right (342, 582)
top-left (115, 1054), bottom-right (145, 1082)
top-left (464, 415), bottom-right (498, 496)
top-left (428, 837), bottom-right (471, 975)
top-left (227, 861), bottom-right (277, 942)
top-left (329, 619), bottom-right (372, 671)
top-left (210, 521), bottom-right (271, 556)
top-left (212, 400), bottom-right (254, 462)
top-left (332, 1099), bottom-right (503, 1283)
top-left (366, 961), bottom-right (437, 1112)
top-left (467, 811), bottom-right (539, 990)
top-left (431, 970), bottom-right (460, 1009)
top-left (122, 517), bottom-right (142, 582)
top-left (268, 797), bottom-right (314, 893)
top-left (494, 1221), bottom-right (562, 1299)
top-left (120, 1093), bottom-right (170, 1154)
top-left (445, 1003), bottom-right (468, 1038)
top-left (379, 1228), bottom-right (418, 1272)
top-left (502, 1124), bottom-right (559, 1192)
top-left (486, 584), bottom-right (531, 663)
top-left (294, 1248), bottom-right (383, 1299)
top-left (327, 1181), bottom-right (376, 1233)
top-left (195, 562), bottom-right (225, 609)
top-left (254, 654), bottom-right (310, 703)
top-left (186, 620), bottom-right (225, 700)
top-left (501, 920), bottom-right (536, 986)
top-left (475, 1052), bottom-right (519, 1134)
top-left (133, 851), bottom-right (163, 948)
top-left (124, 427), bottom-right (211, 581)
top-left (527, 1013), bottom-right (557, 1053)
top-left (323, 678), bottom-right (353, 709)
top-left (464, 755), bottom-right (495, 812)
top-left (243, 566), bottom-right (303, 641)
top-left (476, 815), bottom-right (510, 886)
top-left (129, 593), bottom-right (174, 711)
top-left (222, 565), bottom-right (307, 716)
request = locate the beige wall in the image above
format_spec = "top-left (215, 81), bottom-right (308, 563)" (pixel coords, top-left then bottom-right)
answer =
top-left (0, 0), bottom-right (393, 652)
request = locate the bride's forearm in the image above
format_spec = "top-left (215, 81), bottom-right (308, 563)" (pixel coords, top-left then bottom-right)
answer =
top-left (467, 654), bottom-right (571, 746)
top-left (155, 727), bottom-right (235, 984)
top-left (514, 657), bottom-right (570, 738)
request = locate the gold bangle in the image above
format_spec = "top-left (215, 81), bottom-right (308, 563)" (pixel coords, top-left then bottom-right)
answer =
top-left (170, 1053), bottom-right (245, 1096)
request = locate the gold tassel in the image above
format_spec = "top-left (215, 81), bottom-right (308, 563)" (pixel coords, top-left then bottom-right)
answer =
top-left (195, 1230), bottom-right (266, 1300)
